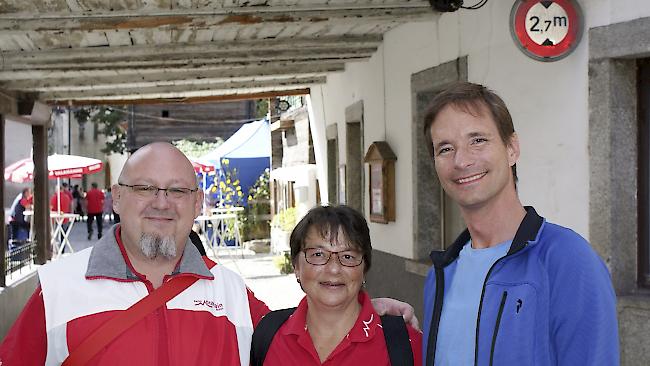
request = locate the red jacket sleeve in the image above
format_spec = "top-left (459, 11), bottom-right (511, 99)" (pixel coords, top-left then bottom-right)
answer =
top-left (407, 325), bottom-right (423, 366)
top-left (246, 288), bottom-right (270, 328)
top-left (0, 286), bottom-right (47, 365)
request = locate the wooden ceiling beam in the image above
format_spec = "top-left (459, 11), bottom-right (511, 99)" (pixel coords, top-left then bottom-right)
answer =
top-left (49, 88), bottom-right (312, 107)
top-left (0, 59), bottom-right (348, 81)
top-left (0, 35), bottom-right (382, 64)
top-left (41, 76), bottom-right (326, 101)
top-left (0, 5), bottom-right (435, 32)
top-left (0, 63), bottom-right (345, 91)
top-left (2, 49), bottom-right (375, 71)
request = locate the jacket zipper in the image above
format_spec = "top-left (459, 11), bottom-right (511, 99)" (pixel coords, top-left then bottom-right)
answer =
top-left (489, 291), bottom-right (508, 366)
top-left (425, 266), bottom-right (446, 366)
top-left (473, 245), bottom-right (526, 366)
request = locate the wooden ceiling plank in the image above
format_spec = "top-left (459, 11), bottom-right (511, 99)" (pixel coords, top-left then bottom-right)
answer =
top-left (0, 34), bottom-right (382, 64)
top-left (211, 24), bottom-right (240, 41)
top-left (0, 59), bottom-right (347, 81)
top-left (0, 44), bottom-right (378, 69)
top-left (152, 28), bottom-right (173, 44)
top-left (4, 65), bottom-right (342, 92)
top-left (1, 51), bottom-right (373, 71)
top-left (9, 34), bottom-right (37, 51)
top-left (235, 23), bottom-right (262, 40)
top-left (0, 0), bottom-right (37, 13)
top-left (105, 29), bottom-right (134, 46)
top-left (196, 28), bottom-right (217, 42)
top-left (0, 37), bottom-right (17, 51)
top-left (65, 0), bottom-right (87, 12)
top-left (295, 22), bottom-right (331, 38)
top-left (50, 88), bottom-right (311, 106)
top-left (129, 29), bottom-right (152, 46)
top-left (175, 0), bottom-right (194, 8)
top-left (79, 31), bottom-right (110, 47)
top-left (42, 76), bottom-right (326, 100)
top-left (254, 23), bottom-right (286, 39)
top-left (0, 6), bottom-right (435, 32)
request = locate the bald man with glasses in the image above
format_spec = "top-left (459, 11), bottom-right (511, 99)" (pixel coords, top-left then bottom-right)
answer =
top-left (1, 142), bottom-right (415, 366)
top-left (0, 142), bottom-right (271, 365)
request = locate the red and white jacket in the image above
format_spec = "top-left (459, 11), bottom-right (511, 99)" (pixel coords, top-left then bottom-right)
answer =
top-left (0, 225), bottom-right (270, 366)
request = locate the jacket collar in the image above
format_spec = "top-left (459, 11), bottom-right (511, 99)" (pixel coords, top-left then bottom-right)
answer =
top-left (85, 224), bottom-right (214, 281)
top-left (430, 206), bottom-right (544, 268)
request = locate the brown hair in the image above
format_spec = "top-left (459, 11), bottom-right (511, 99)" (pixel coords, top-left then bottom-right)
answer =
top-left (422, 82), bottom-right (517, 183)
top-left (289, 205), bottom-right (372, 273)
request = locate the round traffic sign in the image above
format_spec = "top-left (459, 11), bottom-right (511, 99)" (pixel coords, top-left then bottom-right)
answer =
top-left (510, 0), bottom-right (584, 62)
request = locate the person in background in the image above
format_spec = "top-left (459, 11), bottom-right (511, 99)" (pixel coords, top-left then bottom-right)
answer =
top-left (50, 184), bottom-right (73, 248)
top-left (103, 187), bottom-right (114, 223)
top-left (50, 185), bottom-right (72, 214)
top-left (61, 182), bottom-right (74, 204)
top-left (9, 187), bottom-right (33, 241)
top-left (255, 205), bottom-right (422, 365)
top-left (72, 184), bottom-right (84, 217)
top-left (85, 182), bottom-right (105, 240)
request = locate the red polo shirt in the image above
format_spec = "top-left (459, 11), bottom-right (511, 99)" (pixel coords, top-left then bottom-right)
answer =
top-left (50, 191), bottom-right (72, 213)
top-left (264, 291), bottom-right (422, 365)
top-left (85, 187), bottom-right (105, 214)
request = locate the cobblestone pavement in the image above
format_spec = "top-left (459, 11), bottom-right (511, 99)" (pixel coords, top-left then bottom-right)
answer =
top-left (65, 219), bottom-right (303, 310)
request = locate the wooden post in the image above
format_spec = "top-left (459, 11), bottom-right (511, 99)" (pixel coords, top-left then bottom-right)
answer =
top-left (0, 115), bottom-right (6, 287)
top-left (33, 124), bottom-right (50, 264)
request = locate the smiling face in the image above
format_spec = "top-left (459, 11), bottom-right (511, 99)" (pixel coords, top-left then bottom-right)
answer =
top-left (429, 103), bottom-right (519, 211)
top-left (113, 143), bottom-right (202, 259)
top-left (294, 226), bottom-right (365, 311)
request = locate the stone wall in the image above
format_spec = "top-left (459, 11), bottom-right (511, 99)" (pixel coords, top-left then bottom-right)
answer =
top-left (0, 272), bottom-right (38, 341)
top-left (589, 16), bottom-right (650, 365)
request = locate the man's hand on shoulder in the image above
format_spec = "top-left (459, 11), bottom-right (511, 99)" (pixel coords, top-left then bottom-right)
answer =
top-left (371, 297), bottom-right (420, 331)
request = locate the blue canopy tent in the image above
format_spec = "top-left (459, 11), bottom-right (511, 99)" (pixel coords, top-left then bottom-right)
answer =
top-left (200, 119), bottom-right (271, 208)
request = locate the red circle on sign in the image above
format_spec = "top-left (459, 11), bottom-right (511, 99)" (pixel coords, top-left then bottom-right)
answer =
top-left (510, 0), bottom-right (583, 61)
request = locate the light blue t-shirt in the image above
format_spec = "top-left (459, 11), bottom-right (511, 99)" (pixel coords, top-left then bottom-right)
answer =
top-left (434, 239), bottom-right (512, 365)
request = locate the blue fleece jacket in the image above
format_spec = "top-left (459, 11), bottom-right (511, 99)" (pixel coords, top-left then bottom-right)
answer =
top-left (422, 207), bottom-right (619, 366)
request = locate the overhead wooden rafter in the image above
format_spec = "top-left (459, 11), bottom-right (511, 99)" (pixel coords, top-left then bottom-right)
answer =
top-left (0, 0), bottom-right (437, 104)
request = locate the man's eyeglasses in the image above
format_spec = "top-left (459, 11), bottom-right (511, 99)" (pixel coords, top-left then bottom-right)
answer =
top-left (302, 247), bottom-right (364, 267)
top-left (118, 183), bottom-right (198, 200)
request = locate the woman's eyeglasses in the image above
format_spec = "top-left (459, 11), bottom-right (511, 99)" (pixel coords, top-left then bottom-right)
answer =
top-left (302, 247), bottom-right (364, 267)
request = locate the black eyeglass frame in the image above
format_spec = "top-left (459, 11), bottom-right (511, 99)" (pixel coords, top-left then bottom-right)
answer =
top-left (302, 247), bottom-right (364, 268)
top-left (117, 183), bottom-right (199, 198)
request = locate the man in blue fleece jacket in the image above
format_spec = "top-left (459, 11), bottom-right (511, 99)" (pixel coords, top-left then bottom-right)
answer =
top-left (421, 82), bottom-right (619, 366)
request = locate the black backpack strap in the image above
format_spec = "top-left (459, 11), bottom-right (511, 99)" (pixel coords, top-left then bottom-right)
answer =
top-left (381, 314), bottom-right (415, 366)
top-left (250, 307), bottom-right (296, 366)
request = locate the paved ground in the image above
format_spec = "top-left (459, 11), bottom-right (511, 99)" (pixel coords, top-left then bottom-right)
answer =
top-left (64, 219), bottom-right (303, 310)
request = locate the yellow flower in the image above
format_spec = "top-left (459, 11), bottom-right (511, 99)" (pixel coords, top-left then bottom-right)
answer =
top-left (219, 181), bottom-right (226, 189)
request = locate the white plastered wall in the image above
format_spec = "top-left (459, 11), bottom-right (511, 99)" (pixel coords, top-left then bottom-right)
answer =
top-left (309, 0), bottom-right (650, 258)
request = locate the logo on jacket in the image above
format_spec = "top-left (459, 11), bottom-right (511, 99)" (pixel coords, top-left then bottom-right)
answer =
top-left (516, 299), bottom-right (523, 314)
top-left (194, 299), bottom-right (223, 311)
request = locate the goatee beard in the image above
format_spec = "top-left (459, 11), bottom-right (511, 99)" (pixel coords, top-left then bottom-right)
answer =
top-left (139, 233), bottom-right (177, 260)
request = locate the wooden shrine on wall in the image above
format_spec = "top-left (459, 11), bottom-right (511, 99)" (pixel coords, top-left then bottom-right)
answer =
top-left (363, 141), bottom-right (396, 224)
